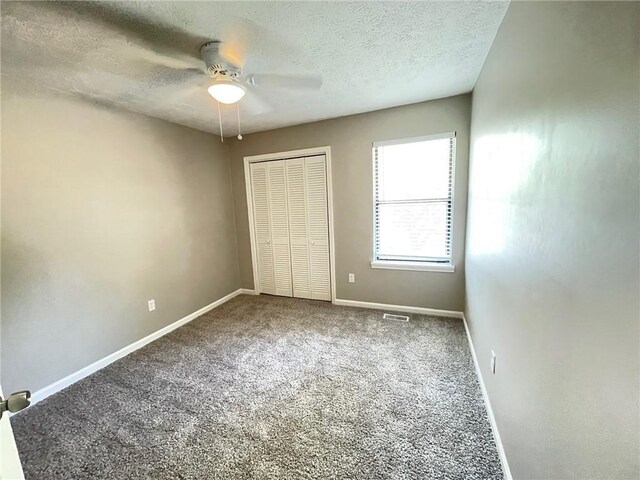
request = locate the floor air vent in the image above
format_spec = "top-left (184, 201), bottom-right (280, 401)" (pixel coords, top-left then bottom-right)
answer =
top-left (383, 313), bottom-right (409, 322)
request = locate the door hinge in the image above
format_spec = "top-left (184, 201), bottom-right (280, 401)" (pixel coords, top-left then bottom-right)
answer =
top-left (0, 390), bottom-right (31, 419)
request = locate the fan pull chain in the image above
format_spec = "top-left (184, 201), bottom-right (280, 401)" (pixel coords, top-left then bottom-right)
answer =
top-left (217, 100), bottom-right (224, 142)
top-left (236, 103), bottom-right (243, 140)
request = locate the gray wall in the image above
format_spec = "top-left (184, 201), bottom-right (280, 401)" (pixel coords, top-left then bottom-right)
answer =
top-left (229, 95), bottom-right (471, 311)
top-left (1, 86), bottom-right (241, 393)
top-left (465, 2), bottom-right (639, 479)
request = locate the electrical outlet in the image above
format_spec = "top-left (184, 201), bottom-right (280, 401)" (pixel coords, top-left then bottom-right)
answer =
top-left (148, 299), bottom-right (156, 312)
top-left (348, 273), bottom-right (355, 283)
top-left (490, 350), bottom-right (496, 374)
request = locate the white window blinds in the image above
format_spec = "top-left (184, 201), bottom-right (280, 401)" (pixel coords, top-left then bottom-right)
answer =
top-left (373, 132), bottom-right (455, 264)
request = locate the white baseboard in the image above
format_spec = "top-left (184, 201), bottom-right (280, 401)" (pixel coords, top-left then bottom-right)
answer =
top-left (28, 288), bottom-right (250, 407)
top-left (22, 288), bottom-right (511, 480)
top-left (462, 313), bottom-right (513, 480)
top-left (333, 297), bottom-right (509, 476)
top-left (333, 298), bottom-right (463, 319)
top-left (238, 288), bottom-right (258, 295)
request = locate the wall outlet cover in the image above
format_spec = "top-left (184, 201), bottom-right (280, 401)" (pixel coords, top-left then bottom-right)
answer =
top-left (348, 273), bottom-right (355, 283)
top-left (148, 299), bottom-right (156, 312)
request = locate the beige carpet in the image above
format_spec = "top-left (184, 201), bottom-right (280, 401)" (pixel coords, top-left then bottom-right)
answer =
top-left (12, 294), bottom-right (502, 479)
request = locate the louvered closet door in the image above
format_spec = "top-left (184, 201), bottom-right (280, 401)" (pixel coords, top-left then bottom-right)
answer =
top-left (285, 158), bottom-right (312, 299)
top-left (250, 162), bottom-right (275, 295)
top-left (305, 156), bottom-right (331, 301)
top-left (267, 161), bottom-right (293, 297)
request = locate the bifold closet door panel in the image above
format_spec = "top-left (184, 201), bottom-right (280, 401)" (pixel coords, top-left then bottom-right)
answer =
top-left (285, 158), bottom-right (312, 299)
top-left (251, 155), bottom-right (329, 301)
top-left (305, 156), bottom-right (331, 301)
top-left (250, 162), bottom-right (275, 295)
top-left (267, 161), bottom-right (293, 297)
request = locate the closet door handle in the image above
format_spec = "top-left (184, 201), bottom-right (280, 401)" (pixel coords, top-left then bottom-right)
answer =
top-left (267, 240), bottom-right (271, 245)
top-left (311, 241), bottom-right (316, 246)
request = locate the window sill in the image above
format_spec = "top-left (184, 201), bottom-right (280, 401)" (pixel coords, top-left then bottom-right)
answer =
top-left (370, 261), bottom-right (455, 273)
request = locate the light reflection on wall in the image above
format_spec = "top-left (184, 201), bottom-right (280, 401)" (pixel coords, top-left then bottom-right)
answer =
top-left (467, 132), bottom-right (538, 256)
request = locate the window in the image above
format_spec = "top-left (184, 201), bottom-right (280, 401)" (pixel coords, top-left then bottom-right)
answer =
top-left (372, 132), bottom-right (455, 272)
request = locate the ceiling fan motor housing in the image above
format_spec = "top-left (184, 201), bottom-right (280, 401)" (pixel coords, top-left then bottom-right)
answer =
top-left (200, 41), bottom-right (240, 79)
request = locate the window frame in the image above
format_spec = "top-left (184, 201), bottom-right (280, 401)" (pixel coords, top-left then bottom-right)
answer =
top-left (371, 132), bottom-right (456, 273)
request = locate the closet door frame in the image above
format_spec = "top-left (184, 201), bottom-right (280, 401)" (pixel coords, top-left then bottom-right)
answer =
top-left (244, 146), bottom-right (336, 303)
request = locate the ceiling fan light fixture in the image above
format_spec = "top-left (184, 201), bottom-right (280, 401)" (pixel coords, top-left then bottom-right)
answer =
top-left (207, 81), bottom-right (246, 104)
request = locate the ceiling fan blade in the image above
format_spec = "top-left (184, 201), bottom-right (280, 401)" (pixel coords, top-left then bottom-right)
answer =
top-left (148, 67), bottom-right (206, 86)
top-left (217, 16), bottom-right (302, 70)
top-left (246, 74), bottom-right (323, 90)
top-left (217, 17), bottom-right (252, 68)
top-left (137, 49), bottom-right (203, 73)
top-left (160, 73), bottom-right (211, 98)
top-left (27, 2), bottom-right (206, 69)
top-left (241, 89), bottom-right (273, 116)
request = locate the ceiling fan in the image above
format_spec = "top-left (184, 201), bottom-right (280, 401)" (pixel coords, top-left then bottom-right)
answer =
top-left (198, 40), bottom-right (322, 106)
top-left (186, 40), bottom-right (323, 139)
top-left (5, 2), bottom-right (323, 136)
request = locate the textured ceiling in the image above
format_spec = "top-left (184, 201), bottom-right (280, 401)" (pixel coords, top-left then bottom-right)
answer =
top-left (1, 1), bottom-right (509, 136)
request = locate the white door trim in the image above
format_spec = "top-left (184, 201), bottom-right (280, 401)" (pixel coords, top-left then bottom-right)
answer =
top-left (244, 146), bottom-right (336, 302)
top-left (0, 384), bottom-right (25, 479)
